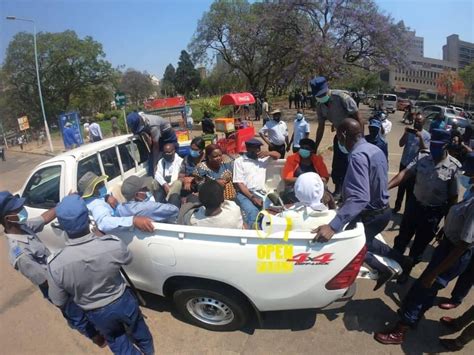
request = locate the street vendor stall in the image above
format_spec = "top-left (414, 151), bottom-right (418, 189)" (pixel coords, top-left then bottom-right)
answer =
top-left (214, 92), bottom-right (256, 154)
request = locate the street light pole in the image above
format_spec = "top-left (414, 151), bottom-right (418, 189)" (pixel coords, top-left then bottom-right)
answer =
top-left (6, 16), bottom-right (54, 152)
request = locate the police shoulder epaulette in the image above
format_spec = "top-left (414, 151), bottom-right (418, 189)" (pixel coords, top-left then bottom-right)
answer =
top-left (449, 155), bottom-right (462, 168)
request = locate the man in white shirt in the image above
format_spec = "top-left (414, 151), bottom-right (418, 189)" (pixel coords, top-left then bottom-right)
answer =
top-left (88, 120), bottom-right (103, 142)
top-left (234, 139), bottom-right (280, 227)
top-left (155, 143), bottom-right (183, 207)
top-left (262, 98), bottom-right (269, 123)
top-left (259, 109), bottom-right (289, 158)
top-left (289, 110), bottom-right (310, 153)
top-left (189, 180), bottom-right (243, 229)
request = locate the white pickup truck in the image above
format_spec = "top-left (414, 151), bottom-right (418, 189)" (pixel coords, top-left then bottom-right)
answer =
top-left (17, 135), bottom-right (366, 331)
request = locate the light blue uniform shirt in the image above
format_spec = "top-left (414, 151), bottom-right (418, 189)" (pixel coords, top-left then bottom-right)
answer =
top-left (86, 198), bottom-right (134, 233)
top-left (117, 200), bottom-right (179, 223)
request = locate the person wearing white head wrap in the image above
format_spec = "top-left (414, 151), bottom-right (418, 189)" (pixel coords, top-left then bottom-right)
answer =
top-left (294, 172), bottom-right (327, 211)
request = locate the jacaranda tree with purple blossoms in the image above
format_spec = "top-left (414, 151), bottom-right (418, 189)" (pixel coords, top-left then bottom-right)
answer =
top-left (189, 0), bottom-right (410, 93)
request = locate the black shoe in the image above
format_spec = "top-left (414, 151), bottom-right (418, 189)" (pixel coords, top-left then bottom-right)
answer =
top-left (374, 268), bottom-right (396, 291)
top-left (397, 271), bottom-right (410, 284)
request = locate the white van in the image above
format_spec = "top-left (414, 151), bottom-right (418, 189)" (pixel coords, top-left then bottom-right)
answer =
top-left (375, 94), bottom-right (397, 113)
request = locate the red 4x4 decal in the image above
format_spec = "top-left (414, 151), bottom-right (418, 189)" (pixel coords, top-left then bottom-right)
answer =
top-left (287, 253), bottom-right (334, 265)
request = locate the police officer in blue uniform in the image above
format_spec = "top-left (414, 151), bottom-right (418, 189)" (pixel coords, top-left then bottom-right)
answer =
top-left (0, 191), bottom-right (104, 347)
top-left (388, 129), bottom-right (461, 282)
top-left (374, 184), bottom-right (473, 345)
top-left (439, 152), bottom-right (474, 311)
top-left (47, 195), bottom-right (154, 355)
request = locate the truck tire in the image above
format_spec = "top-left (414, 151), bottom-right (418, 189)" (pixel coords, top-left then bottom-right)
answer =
top-left (172, 286), bottom-right (250, 331)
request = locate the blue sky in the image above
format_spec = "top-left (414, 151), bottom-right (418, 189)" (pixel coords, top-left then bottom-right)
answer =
top-left (1, 0), bottom-right (473, 78)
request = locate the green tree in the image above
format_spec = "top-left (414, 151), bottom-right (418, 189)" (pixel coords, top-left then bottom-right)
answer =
top-left (2, 30), bottom-right (113, 127)
top-left (161, 64), bottom-right (176, 96)
top-left (119, 68), bottom-right (156, 105)
top-left (174, 50), bottom-right (201, 96)
top-left (459, 62), bottom-right (474, 106)
top-left (189, 0), bottom-right (298, 94)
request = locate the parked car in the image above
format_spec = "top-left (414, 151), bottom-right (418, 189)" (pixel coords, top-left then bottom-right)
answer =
top-left (16, 135), bottom-right (366, 331)
top-left (374, 94), bottom-right (397, 113)
top-left (422, 105), bottom-right (458, 118)
top-left (424, 112), bottom-right (471, 135)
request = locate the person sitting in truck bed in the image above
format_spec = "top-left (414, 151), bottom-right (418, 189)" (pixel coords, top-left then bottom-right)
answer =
top-left (180, 179), bottom-right (243, 229)
top-left (78, 172), bottom-right (154, 233)
top-left (113, 175), bottom-right (179, 223)
top-left (155, 143), bottom-right (183, 208)
top-left (281, 138), bottom-right (329, 203)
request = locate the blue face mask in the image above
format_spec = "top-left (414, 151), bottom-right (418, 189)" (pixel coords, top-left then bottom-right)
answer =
top-left (299, 148), bottom-right (311, 159)
top-left (98, 186), bottom-right (108, 198)
top-left (17, 208), bottom-right (28, 223)
top-left (338, 141), bottom-right (349, 154)
top-left (190, 150), bottom-right (201, 158)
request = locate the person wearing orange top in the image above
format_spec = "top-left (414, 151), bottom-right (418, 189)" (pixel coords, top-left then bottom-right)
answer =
top-left (281, 138), bottom-right (329, 203)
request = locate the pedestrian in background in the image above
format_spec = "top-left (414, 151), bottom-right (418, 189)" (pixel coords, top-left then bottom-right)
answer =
top-left (288, 92), bottom-right (294, 109)
top-left (83, 120), bottom-right (91, 142)
top-left (47, 195), bottom-right (154, 355)
top-left (17, 135), bottom-right (24, 150)
top-left (288, 110), bottom-right (310, 153)
top-left (393, 113), bottom-right (430, 213)
top-left (310, 76), bottom-right (362, 200)
top-left (259, 109), bottom-right (289, 158)
top-left (88, 119), bottom-right (103, 142)
top-left (111, 116), bottom-right (120, 136)
top-left (262, 97), bottom-right (270, 124)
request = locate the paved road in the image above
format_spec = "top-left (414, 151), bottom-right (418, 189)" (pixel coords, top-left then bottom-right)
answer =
top-left (0, 108), bottom-right (472, 354)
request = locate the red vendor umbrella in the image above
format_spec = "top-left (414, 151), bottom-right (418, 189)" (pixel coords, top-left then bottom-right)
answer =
top-left (220, 92), bottom-right (255, 106)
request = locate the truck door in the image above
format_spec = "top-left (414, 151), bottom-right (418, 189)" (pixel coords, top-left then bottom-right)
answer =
top-left (20, 162), bottom-right (67, 252)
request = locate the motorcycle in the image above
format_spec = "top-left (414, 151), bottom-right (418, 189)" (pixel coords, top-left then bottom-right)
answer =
top-left (402, 109), bottom-right (414, 124)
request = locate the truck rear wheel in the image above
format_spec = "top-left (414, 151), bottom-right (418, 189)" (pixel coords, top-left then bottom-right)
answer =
top-left (172, 286), bottom-right (250, 331)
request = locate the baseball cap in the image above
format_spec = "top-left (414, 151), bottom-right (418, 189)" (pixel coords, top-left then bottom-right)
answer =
top-left (431, 128), bottom-right (451, 143)
top-left (56, 194), bottom-right (90, 236)
top-left (126, 112), bottom-right (144, 134)
top-left (245, 138), bottom-right (263, 148)
top-left (294, 173), bottom-right (327, 211)
top-left (77, 172), bottom-right (108, 198)
top-left (0, 191), bottom-right (26, 219)
top-left (309, 76), bottom-right (329, 97)
top-left (121, 175), bottom-right (151, 201)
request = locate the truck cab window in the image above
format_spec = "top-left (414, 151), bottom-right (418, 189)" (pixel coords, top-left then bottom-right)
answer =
top-left (77, 154), bottom-right (102, 185)
top-left (22, 165), bottom-right (61, 208)
top-left (100, 147), bottom-right (121, 180)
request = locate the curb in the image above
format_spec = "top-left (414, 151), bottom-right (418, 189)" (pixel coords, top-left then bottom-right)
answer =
top-left (7, 148), bottom-right (57, 157)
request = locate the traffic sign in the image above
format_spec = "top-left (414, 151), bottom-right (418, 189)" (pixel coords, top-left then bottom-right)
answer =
top-left (115, 92), bottom-right (126, 107)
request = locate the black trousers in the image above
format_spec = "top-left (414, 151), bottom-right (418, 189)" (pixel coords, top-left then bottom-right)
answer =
top-left (331, 134), bottom-right (349, 194)
top-left (394, 162), bottom-right (415, 210)
top-left (269, 143), bottom-right (286, 159)
top-left (394, 197), bottom-right (446, 263)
